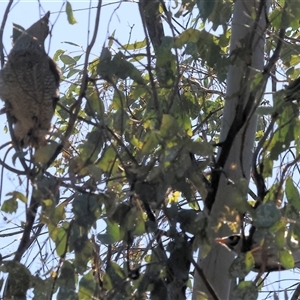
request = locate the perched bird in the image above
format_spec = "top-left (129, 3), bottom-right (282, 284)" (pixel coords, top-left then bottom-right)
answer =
top-left (0, 11), bottom-right (60, 148)
top-left (216, 233), bottom-right (300, 272)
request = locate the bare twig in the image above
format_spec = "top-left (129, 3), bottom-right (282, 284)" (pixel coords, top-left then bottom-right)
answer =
top-left (291, 282), bottom-right (300, 300)
top-left (66, 0), bottom-right (102, 139)
top-left (0, 0), bottom-right (13, 67)
top-left (43, 1), bottom-right (103, 173)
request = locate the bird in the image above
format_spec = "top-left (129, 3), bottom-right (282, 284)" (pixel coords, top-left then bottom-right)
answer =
top-left (216, 233), bottom-right (300, 272)
top-left (0, 11), bottom-right (60, 148)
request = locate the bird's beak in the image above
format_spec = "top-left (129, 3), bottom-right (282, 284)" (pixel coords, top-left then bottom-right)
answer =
top-left (215, 237), bottom-right (227, 245)
top-left (215, 237), bottom-right (233, 251)
top-left (215, 235), bottom-right (242, 251)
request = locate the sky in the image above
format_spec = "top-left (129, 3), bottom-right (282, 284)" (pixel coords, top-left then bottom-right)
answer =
top-left (0, 1), bottom-right (298, 300)
top-left (0, 1), bottom-right (143, 201)
top-left (0, 1), bottom-right (133, 50)
top-left (0, 1), bottom-right (146, 298)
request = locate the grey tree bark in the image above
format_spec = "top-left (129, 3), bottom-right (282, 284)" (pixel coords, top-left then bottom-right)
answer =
top-left (193, 0), bottom-right (269, 298)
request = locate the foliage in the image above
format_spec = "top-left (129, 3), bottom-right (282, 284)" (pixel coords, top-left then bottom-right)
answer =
top-left (0, 0), bottom-right (300, 299)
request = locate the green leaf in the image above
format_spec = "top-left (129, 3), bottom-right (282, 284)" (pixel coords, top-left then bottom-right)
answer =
top-left (53, 49), bottom-right (65, 62)
top-left (74, 239), bottom-right (93, 274)
top-left (60, 54), bottom-right (77, 65)
top-left (279, 249), bottom-right (294, 269)
top-left (98, 146), bottom-right (118, 174)
top-left (86, 164), bottom-right (102, 180)
top-left (174, 29), bottom-right (201, 48)
top-left (62, 41), bottom-right (81, 47)
top-left (106, 261), bottom-right (126, 286)
top-left (189, 140), bottom-right (213, 156)
top-left (111, 52), bottom-right (144, 84)
top-left (66, 1), bottom-right (77, 25)
top-left (78, 271), bottom-right (95, 299)
top-left (123, 208), bottom-right (146, 237)
top-left (112, 89), bottom-right (125, 110)
top-left (268, 104), bottom-right (299, 160)
top-left (177, 210), bottom-right (200, 234)
top-left (108, 30), bottom-right (115, 47)
top-left (285, 177), bottom-right (300, 210)
top-left (244, 252), bottom-right (255, 271)
top-left (67, 69), bottom-right (81, 78)
top-left (55, 224), bottom-right (69, 257)
top-left (208, 0), bottom-right (232, 30)
top-left (85, 89), bottom-right (104, 117)
top-left (58, 261), bottom-right (76, 289)
top-left (123, 39), bottom-right (147, 50)
top-left (275, 228), bottom-right (285, 248)
top-left (156, 46), bottom-right (176, 85)
top-left (253, 203), bottom-right (281, 228)
top-left (73, 54), bottom-right (83, 62)
top-left (30, 277), bottom-right (54, 299)
top-left (97, 220), bottom-right (122, 244)
top-left (11, 191), bottom-right (27, 203)
top-left (197, 0), bottom-right (216, 21)
top-left (48, 221), bottom-right (69, 256)
top-left (72, 194), bottom-right (100, 227)
top-left (51, 202), bottom-right (66, 226)
top-left (78, 141), bottom-right (99, 163)
top-left (195, 31), bottom-right (223, 68)
top-left (256, 106), bottom-right (274, 115)
top-left (97, 47), bottom-right (113, 80)
top-left (1, 191), bottom-right (28, 214)
top-left (57, 261), bottom-right (78, 300)
top-left (269, 8), bottom-right (282, 30)
top-left (34, 142), bottom-right (60, 166)
top-left (229, 253), bottom-right (253, 278)
top-left (141, 132), bottom-right (159, 154)
top-left (1, 261), bottom-right (31, 298)
top-left (102, 273), bottom-right (113, 291)
top-left (160, 114), bottom-right (178, 138)
top-left (232, 281), bottom-right (258, 300)
top-left (1, 197), bottom-right (18, 213)
top-left (111, 203), bottom-right (131, 223)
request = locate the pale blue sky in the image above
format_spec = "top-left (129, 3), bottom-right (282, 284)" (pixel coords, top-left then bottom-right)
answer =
top-left (0, 2), bottom-right (145, 298)
top-left (0, 1), bottom-right (144, 62)
top-left (0, 0), bottom-right (144, 189)
top-left (0, 1), bottom-right (298, 299)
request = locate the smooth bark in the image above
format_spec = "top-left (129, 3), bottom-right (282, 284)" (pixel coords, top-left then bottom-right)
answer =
top-left (193, 0), bottom-right (269, 299)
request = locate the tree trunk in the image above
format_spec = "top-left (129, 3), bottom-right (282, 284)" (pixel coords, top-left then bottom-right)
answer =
top-left (193, 0), bottom-right (269, 298)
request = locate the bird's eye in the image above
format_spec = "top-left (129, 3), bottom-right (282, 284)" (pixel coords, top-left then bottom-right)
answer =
top-left (228, 235), bottom-right (241, 246)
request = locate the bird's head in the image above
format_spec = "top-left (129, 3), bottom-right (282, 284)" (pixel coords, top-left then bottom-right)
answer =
top-left (215, 233), bottom-right (300, 272)
top-left (14, 11), bottom-right (50, 49)
top-left (215, 234), bottom-right (242, 252)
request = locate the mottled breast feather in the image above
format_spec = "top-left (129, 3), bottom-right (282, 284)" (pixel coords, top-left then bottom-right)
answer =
top-left (0, 11), bottom-right (60, 148)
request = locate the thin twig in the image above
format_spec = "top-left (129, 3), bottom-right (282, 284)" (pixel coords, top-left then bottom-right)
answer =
top-left (0, 0), bottom-right (13, 67)
top-left (44, 1), bottom-right (103, 173)
top-left (291, 281), bottom-right (300, 300)
top-left (66, 0), bottom-right (103, 139)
